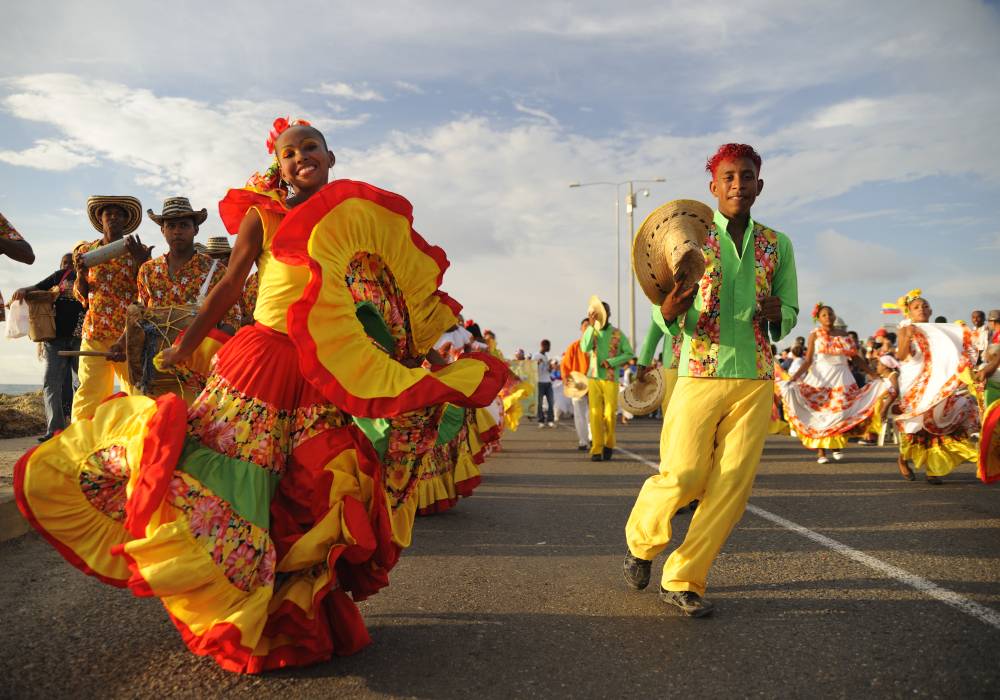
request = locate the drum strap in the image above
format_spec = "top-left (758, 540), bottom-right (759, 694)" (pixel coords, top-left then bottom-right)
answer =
top-left (197, 260), bottom-right (219, 306)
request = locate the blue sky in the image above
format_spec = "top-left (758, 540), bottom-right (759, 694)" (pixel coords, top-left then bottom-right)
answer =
top-left (1, 1), bottom-right (999, 382)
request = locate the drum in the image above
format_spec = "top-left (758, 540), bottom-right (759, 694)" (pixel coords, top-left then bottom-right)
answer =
top-left (24, 290), bottom-right (58, 342)
top-left (125, 303), bottom-right (197, 396)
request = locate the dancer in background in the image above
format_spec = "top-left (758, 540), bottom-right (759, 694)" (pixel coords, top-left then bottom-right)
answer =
top-left (779, 303), bottom-right (888, 464)
top-left (894, 290), bottom-right (979, 484)
top-left (582, 299), bottom-right (633, 462)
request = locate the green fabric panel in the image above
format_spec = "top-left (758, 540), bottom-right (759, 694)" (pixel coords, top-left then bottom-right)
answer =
top-left (436, 404), bottom-right (466, 446)
top-left (178, 438), bottom-right (280, 530)
top-left (355, 301), bottom-right (395, 354)
top-left (353, 417), bottom-right (389, 459)
top-left (638, 306), bottom-right (665, 367)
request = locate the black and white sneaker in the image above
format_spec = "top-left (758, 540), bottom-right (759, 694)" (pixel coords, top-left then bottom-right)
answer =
top-left (659, 588), bottom-right (714, 617)
top-left (623, 551), bottom-right (652, 591)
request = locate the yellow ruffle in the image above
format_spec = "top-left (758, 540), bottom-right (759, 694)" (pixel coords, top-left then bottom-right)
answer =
top-left (900, 433), bottom-right (978, 477)
top-left (503, 380), bottom-right (532, 431)
top-left (800, 435), bottom-right (848, 450)
top-left (18, 395), bottom-right (162, 584)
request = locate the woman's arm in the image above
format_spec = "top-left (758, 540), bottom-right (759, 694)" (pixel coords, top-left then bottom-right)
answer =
top-left (896, 325), bottom-right (914, 362)
top-left (159, 212), bottom-right (263, 367)
top-left (0, 237), bottom-right (34, 264)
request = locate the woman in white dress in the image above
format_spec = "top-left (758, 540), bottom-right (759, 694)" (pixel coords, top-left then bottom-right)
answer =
top-left (780, 303), bottom-right (889, 464)
top-left (894, 291), bottom-right (979, 484)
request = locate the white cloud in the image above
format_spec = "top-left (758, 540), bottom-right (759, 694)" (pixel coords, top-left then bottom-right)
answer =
top-left (394, 80), bottom-right (424, 95)
top-left (0, 139), bottom-right (95, 171)
top-left (513, 102), bottom-right (559, 127)
top-left (306, 82), bottom-right (384, 102)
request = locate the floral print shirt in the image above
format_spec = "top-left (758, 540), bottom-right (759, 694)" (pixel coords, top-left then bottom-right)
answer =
top-left (581, 324), bottom-right (634, 381)
top-left (74, 239), bottom-right (141, 343)
top-left (241, 271), bottom-right (259, 326)
top-left (657, 211), bottom-right (798, 380)
top-left (137, 252), bottom-right (240, 328)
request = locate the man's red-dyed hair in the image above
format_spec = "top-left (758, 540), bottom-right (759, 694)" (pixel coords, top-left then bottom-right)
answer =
top-left (705, 143), bottom-right (762, 177)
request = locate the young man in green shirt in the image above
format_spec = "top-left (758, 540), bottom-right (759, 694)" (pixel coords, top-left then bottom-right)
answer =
top-left (581, 300), bottom-right (634, 461)
top-left (624, 143), bottom-right (798, 616)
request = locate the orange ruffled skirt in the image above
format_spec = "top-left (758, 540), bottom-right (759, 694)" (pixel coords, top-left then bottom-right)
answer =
top-left (16, 323), bottom-right (396, 673)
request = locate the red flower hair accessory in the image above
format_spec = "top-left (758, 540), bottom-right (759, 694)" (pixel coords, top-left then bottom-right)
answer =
top-left (811, 301), bottom-right (825, 323)
top-left (266, 116), bottom-right (311, 154)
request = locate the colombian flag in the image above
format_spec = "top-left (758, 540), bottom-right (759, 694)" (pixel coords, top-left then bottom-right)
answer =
top-left (881, 302), bottom-right (901, 315)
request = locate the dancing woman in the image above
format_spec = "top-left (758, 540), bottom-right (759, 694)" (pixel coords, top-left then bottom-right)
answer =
top-left (15, 119), bottom-right (506, 672)
top-left (780, 303), bottom-right (888, 464)
top-left (894, 290), bottom-right (979, 484)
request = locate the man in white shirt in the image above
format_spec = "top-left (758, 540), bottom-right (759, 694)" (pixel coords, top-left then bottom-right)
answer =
top-left (972, 310), bottom-right (989, 367)
top-left (537, 339), bottom-right (555, 427)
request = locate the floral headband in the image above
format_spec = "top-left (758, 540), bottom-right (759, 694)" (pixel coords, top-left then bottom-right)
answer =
top-left (246, 117), bottom-right (313, 193)
top-left (896, 288), bottom-right (923, 318)
top-left (811, 302), bottom-right (826, 323)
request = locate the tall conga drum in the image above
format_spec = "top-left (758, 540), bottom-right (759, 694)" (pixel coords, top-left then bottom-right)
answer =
top-left (24, 289), bottom-right (59, 342)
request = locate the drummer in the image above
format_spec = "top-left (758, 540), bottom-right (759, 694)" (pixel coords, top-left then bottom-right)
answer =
top-left (110, 198), bottom-right (240, 399)
top-left (71, 196), bottom-right (149, 421)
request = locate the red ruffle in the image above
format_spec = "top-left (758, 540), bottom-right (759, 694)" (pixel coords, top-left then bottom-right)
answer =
top-left (218, 188), bottom-right (288, 235)
top-left (124, 393), bottom-right (188, 537)
top-left (979, 401), bottom-right (1000, 484)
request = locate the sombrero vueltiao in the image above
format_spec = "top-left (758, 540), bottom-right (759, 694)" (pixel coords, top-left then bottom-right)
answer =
top-left (620, 369), bottom-right (664, 416)
top-left (146, 197), bottom-right (209, 227)
top-left (563, 370), bottom-right (589, 399)
top-left (632, 199), bottom-right (712, 305)
top-left (204, 236), bottom-right (232, 257)
top-left (86, 196), bottom-right (142, 235)
top-left (587, 295), bottom-right (608, 330)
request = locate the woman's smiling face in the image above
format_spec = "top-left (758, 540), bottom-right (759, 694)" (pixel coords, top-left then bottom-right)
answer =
top-left (275, 125), bottom-right (335, 194)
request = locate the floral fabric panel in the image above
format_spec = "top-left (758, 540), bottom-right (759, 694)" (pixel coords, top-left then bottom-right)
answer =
top-left (74, 239), bottom-right (140, 342)
top-left (0, 213), bottom-right (24, 241)
top-left (687, 224), bottom-right (780, 379)
top-left (815, 328), bottom-right (857, 357)
top-left (79, 443), bottom-right (129, 522)
top-left (344, 252), bottom-right (414, 361)
top-left (138, 253), bottom-right (240, 328)
top-left (188, 374), bottom-right (348, 475)
top-left (383, 405), bottom-right (442, 510)
top-left (167, 472), bottom-right (276, 592)
top-left (241, 271), bottom-right (259, 326)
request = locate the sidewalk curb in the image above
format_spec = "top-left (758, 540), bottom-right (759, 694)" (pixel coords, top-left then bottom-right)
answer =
top-left (0, 487), bottom-right (29, 543)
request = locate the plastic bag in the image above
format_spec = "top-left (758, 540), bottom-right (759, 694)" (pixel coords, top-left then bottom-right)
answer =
top-left (5, 299), bottom-right (29, 339)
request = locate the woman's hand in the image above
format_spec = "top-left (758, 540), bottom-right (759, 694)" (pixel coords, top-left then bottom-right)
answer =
top-left (157, 345), bottom-right (190, 370)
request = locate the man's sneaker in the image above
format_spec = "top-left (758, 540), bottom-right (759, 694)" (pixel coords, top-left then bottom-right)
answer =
top-left (577, 444), bottom-right (589, 451)
top-left (547, 422), bottom-right (555, 428)
top-left (659, 588), bottom-right (714, 617)
top-left (590, 454), bottom-right (603, 462)
top-left (538, 422), bottom-right (545, 429)
top-left (602, 447), bottom-right (613, 461)
top-left (623, 551), bottom-right (652, 591)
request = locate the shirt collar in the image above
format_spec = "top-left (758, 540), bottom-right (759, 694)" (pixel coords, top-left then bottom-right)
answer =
top-left (713, 209), bottom-right (756, 255)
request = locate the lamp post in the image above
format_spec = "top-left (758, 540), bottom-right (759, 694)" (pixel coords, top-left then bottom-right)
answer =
top-left (571, 178), bottom-right (665, 345)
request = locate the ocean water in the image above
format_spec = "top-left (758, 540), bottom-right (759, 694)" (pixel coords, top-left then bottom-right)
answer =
top-left (0, 384), bottom-right (42, 395)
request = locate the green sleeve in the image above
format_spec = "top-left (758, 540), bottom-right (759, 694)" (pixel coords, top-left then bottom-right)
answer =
top-left (608, 330), bottom-right (634, 368)
top-left (768, 232), bottom-right (799, 343)
top-left (581, 325), bottom-right (596, 352)
top-left (637, 309), bottom-right (663, 366)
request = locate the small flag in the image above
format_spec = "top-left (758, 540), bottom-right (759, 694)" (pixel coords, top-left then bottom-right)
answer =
top-left (881, 302), bottom-right (901, 315)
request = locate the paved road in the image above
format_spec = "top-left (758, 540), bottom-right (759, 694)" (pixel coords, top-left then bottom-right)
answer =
top-left (2, 419), bottom-right (999, 698)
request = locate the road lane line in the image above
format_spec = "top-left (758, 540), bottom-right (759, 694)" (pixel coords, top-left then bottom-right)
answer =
top-left (614, 445), bottom-right (1000, 631)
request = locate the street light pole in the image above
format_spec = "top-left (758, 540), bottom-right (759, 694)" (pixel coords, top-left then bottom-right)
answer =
top-left (570, 177), bottom-right (666, 346)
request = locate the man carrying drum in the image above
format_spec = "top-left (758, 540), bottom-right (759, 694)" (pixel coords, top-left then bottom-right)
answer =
top-left (112, 197), bottom-right (240, 403)
top-left (623, 144), bottom-right (798, 617)
top-left (71, 196), bottom-right (149, 421)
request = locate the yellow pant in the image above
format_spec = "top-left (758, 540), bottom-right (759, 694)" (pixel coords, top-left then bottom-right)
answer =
top-left (588, 378), bottom-right (618, 455)
top-left (626, 377), bottom-right (773, 596)
top-left (71, 337), bottom-right (132, 422)
top-left (658, 367), bottom-right (680, 460)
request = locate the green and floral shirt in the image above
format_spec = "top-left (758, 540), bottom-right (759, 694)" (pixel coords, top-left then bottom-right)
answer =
top-left (581, 324), bottom-right (634, 381)
top-left (657, 210), bottom-right (798, 380)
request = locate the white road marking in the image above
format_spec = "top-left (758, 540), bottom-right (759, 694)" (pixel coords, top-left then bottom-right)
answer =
top-left (614, 445), bottom-right (1000, 631)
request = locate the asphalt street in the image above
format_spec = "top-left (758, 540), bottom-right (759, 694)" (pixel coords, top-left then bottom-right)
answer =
top-left (1, 419), bottom-right (998, 698)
